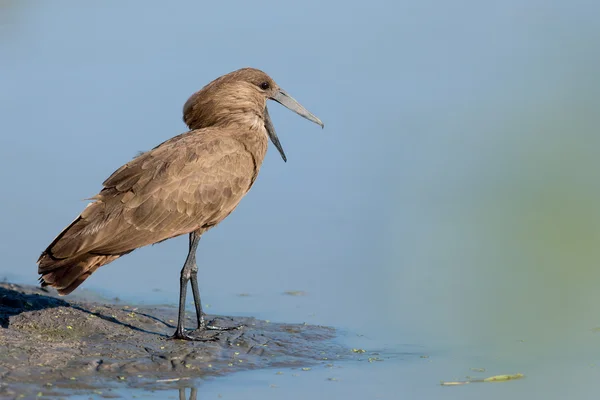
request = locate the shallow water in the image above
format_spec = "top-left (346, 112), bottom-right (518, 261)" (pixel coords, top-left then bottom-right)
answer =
top-left (2, 0), bottom-right (600, 398)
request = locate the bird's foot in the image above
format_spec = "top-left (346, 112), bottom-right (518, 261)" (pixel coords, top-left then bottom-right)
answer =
top-left (167, 319), bottom-right (243, 341)
top-left (167, 328), bottom-right (220, 341)
top-left (167, 328), bottom-right (197, 341)
top-left (203, 322), bottom-right (243, 331)
top-left (200, 316), bottom-right (244, 331)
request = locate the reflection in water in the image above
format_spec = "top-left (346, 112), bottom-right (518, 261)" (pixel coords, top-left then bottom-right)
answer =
top-left (179, 387), bottom-right (197, 400)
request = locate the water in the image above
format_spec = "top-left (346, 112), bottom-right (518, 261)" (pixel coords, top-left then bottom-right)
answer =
top-left (2, 0), bottom-right (600, 398)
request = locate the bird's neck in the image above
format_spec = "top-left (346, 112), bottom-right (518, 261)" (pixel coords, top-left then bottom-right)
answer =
top-left (183, 83), bottom-right (267, 132)
top-left (222, 109), bottom-right (266, 132)
top-left (236, 124), bottom-right (269, 165)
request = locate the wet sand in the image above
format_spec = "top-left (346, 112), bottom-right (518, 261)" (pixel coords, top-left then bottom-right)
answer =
top-left (0, 282), bottom-right (352, 398)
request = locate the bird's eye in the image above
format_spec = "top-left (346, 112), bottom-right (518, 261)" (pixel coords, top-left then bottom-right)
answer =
top-left (259, 82), bottom-right (270, 90)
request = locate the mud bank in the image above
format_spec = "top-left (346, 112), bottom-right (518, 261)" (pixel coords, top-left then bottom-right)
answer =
top-left (0, 282), bottom-right (351, 398)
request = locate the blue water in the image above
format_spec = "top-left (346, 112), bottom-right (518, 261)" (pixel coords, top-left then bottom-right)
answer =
top-left (3, 1), bottom-right (600, 398)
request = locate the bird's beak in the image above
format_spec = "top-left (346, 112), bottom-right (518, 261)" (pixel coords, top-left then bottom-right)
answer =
top-left (271, 89), bottom-right (324, 128)
top-left (264, 106), bottom-right (287, 162)
top-left (265, 89), bottom-right (324, 162)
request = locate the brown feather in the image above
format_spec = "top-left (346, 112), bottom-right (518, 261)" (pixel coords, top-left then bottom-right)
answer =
top-left (38, 127), bottom-right (266, 291)
top-left (38, 67), bottom-right (281, 294)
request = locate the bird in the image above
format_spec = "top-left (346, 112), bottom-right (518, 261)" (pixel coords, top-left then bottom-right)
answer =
top-left (37, 67), bottom-right (323, 340)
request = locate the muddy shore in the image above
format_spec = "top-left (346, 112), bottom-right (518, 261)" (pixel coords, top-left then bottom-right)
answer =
top-left (0, 282), bottom-right (352, 398)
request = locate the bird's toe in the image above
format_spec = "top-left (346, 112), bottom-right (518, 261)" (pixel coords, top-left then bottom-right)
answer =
top-left (203, 319), bottom-right (244, 331)
top-left (167, 329), bottom-right (196, 341)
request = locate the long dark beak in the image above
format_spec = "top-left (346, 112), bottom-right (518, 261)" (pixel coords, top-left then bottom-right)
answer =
top-left (265, 89), bottom-right (324, 162)
top-left (264, 106), bottom-right (287, 162)
top-left (271, 89), bottom-right (324, 128)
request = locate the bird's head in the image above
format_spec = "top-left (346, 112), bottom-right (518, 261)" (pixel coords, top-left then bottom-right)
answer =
top-left (183, 67), bottom-right (323, 162)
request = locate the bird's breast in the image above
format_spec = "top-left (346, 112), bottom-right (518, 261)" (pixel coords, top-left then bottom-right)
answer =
top-left (237, 127), bottom-right (268, 187)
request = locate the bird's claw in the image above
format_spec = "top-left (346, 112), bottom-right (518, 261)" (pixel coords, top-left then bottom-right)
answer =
top-left (199, 315), bottom-right (244, 331)
top-left (203, 322), bottom-right (243, 331)
top-left (167, 329), bottom-right (197, 341)
top-left (167, 321), bottom-right (243, 341)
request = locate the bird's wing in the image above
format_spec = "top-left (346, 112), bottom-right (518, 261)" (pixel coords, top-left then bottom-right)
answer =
top-left (46, 129), bottom-right (256, 259)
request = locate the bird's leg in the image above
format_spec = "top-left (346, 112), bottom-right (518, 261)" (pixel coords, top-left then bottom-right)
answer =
top-left (188, 231), bottom-right (206, 328)
top-left (189, 269), bottom-right (206, 328)
top-left (190, 272), bottom-right (233, 331)
top-left (169, 231), bottom-right (235, 340)
top-left (178, 387), bottom-right (197, 400)
top-left (188, 231), bottom-right (240, 331)
top-left (168, 232), bottom-right (202, 340)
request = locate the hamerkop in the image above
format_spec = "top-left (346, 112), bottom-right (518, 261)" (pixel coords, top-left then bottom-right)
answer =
top-left (38, 67), bottom-right (323, 340)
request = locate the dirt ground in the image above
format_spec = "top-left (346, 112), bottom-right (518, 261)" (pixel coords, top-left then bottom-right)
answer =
top-left (0, 282), bottom-right (351, 398)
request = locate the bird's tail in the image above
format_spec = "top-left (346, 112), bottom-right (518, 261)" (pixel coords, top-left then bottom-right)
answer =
top-left (37, 202), bottom-right (127, 295)
top-left (38, 253), bottom-right (121, 295)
